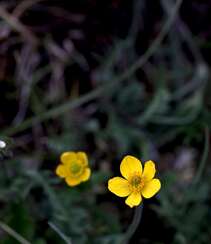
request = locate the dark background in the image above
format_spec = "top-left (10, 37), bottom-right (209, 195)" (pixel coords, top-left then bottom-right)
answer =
top-left (0, 0), bottom-right (211, 243)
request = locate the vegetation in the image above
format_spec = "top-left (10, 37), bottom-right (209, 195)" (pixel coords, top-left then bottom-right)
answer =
top-left (0, 0), bottom-right (211, 243)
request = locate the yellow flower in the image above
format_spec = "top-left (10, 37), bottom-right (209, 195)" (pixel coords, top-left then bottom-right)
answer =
top-left (56, 151), bottom-right (91, 187)
top-left (108, 155), bottom-right (161, 208)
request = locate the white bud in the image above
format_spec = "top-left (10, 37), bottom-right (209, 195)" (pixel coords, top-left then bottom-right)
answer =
top-left (0, 140), bottom-right (6, 148)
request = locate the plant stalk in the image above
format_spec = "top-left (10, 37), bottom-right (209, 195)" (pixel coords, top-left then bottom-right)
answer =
top-left (122, 204), bottom-right (143, 244)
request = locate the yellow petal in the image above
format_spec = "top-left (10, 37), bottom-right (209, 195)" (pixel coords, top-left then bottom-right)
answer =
top-left (141, 179), bottom-right (161, 198)
top-left (120, 155), bottom-right (142, 179)
top-left (125, 192), bottom-right (142, 208)
top-left (80, 168), bottom-right (91, 182)
top-left (77, 152), bottom-right (88, 166)
top-left (108, 177), bottom-right (131, 197)
top-left (60, 152), bottom-right (76, 164)
top-left (56, 164), bottom-right (67, 178)
top-left (142, 160), bottom-right (156, 181)
top-left (65, 176), bottom-right (81, 187)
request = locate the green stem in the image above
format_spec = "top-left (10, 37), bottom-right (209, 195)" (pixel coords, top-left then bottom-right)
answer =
top-left (0, 220), bottom-right (31, 244)
top-left (48, 222), bottom-right (72, 244)
top-left (193, 125), bottom-right (209, 185)
top-left (122, 205), bottom-right (143, 244)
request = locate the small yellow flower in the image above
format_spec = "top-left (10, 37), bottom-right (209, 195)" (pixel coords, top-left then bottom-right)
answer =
top-left (108, 155), bottom-right (161, 208)
top-left (56, 151), bottom-right (91, 187)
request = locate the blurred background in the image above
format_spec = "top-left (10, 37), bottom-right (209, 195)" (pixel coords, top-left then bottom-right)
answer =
top-left (0, 0), bottom-right (211, 243)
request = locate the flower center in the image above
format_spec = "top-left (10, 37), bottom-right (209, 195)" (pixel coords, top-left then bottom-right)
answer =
top-left (70, 161), bottom-right (82, 175)
top-left (129, 174), bottom-right (145, 192)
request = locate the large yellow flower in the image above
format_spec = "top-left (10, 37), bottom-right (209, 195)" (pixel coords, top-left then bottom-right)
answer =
top-left (108, 155), bottom-right (161, 208)
top-left (56, 151), bottom-right (91, 187)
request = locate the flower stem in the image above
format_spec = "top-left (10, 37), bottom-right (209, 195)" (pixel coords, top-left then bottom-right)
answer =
top-left (193, 125), bottom-right (209, 185)
top-left (122, 204), bottom-right (143, 244)
top-left (0, 220), bottom-right (31, 244)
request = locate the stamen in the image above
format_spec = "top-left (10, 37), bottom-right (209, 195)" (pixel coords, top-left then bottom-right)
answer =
top-left (70, 162), bottom-right (82, 175)
top-left (129, 174), bottom-right (145, 192)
